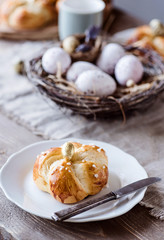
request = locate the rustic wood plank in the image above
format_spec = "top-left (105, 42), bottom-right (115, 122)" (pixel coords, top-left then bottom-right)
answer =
top-left (0, 226), bottom-right (16, 240)
top-left (115, 205), bottom-right (164, 240)
top-left (0, 112), bottom-right (164, 240)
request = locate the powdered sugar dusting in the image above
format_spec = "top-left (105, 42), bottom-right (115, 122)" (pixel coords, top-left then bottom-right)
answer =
top-left (41, 151), bottom-right (46, 155)
top-left (94, 174), bottom-right (98, 178)
top-left (97, 148), bottom-right (102, 152)
top-left (59, 166), bottom-right (64, 171)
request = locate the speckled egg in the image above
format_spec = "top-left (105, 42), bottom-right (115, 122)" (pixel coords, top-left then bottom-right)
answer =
top-left (115, 55), bottom-right (144, 86)
top-left (75, 70), bottom-right (116, 96)
top-left (66, 61), bottom-right (98, 82)
top-left (42, 47), bottom-right (71, 75)
top-left (96, 43), bottom-right (125, 74)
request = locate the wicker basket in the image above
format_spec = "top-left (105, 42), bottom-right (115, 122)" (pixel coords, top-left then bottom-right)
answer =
top-left (24, 45), bottom-right (164, 120)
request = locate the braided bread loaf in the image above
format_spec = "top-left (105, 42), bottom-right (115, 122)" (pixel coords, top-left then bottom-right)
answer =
top-left (0, 0), bottom-right (57, 30)
top-left (127, 25), bottom-right (164, 57)
top-left (33, 142), bottom-right (108, 203)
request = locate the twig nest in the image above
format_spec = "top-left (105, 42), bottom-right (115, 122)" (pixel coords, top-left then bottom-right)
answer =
top-left (42, 47), bottom-right (71, 75)
top-left (62, 142), bottom-right (75, 160)
top-left (62, 34), bottom-right (102, 62)
top-left (62, 36), bottom-right (80, 54)
top-left (96, 43), bottom-right (125, 74)
top-left (75, 70), bottom-right (116, 96)
top-left (115, 55), bottom-right (144, 86)
top-left (149, 19), bottom-right (164, 36)
top-left (25, 45), bottom-right (164, 118)
top-left (66, 61), bottom-right (98, 82)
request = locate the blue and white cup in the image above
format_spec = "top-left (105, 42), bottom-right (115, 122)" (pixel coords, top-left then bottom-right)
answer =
top-left (58, 0), bottom-right (105, 40)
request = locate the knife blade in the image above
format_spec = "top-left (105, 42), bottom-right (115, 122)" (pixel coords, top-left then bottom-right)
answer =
top-left (52, 177), bottom-right (161, 222)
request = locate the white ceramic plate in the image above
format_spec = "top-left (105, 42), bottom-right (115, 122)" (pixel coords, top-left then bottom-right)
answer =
top-left (0, 138), bottom-right (148, 222)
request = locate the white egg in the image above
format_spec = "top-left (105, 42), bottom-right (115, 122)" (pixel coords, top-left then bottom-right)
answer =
top-left (75, 70), bottom-right (116, 96)
top-left (115, 55), bottom-right (144, 86)
top-left (66, 61), bottom-right (98, 82)
top-left (96, 43), bottom-right (125, 74)
top-left (42, 47), bottom-right (71, 75)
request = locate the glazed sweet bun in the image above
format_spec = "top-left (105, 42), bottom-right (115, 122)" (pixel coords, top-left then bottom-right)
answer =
top-left (152, 36), bottom-right (164, 57)
top-left (127, 24), bottom-right (164, 57)
top-left (127, 25), bottom-right (153, 44)
top-left (0, 0), bottom-right (57, 30)
top-left (33, 142), bottom-right (108, 203)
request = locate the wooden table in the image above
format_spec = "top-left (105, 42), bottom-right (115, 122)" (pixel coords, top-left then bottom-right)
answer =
top-left (0, 9), bottom-right (164, 240)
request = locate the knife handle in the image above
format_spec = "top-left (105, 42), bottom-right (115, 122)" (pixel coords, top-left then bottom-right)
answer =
top-left (52, 192), bottom-right (116, 222)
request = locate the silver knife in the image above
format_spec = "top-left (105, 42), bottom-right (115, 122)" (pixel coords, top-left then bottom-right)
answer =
top-left (52, 177), bottom-right (161, 222)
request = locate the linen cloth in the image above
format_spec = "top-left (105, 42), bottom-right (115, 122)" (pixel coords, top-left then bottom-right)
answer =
top-left (0, 39), bottom-right (164, 220)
